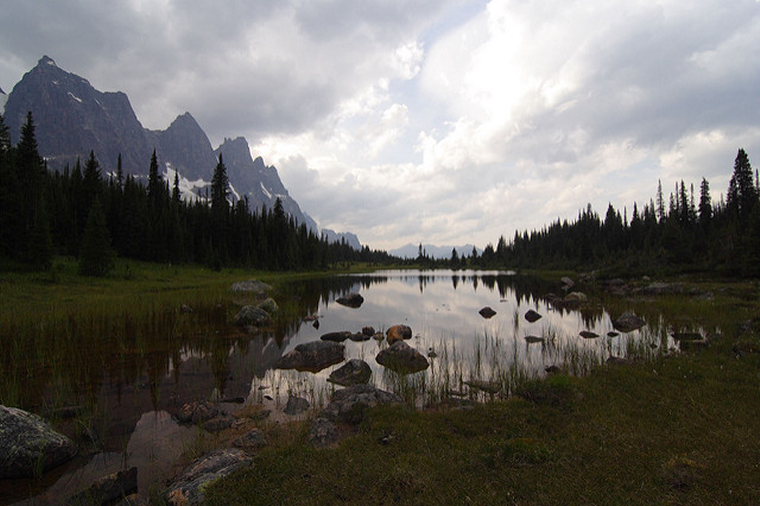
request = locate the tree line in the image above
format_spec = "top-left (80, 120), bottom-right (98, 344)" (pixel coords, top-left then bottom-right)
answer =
top-left (420, 149), bottom-right (760, 276)
top-left (0, 112), bottom-right (393, 275)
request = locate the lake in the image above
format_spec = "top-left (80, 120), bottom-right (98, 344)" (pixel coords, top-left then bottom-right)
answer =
top-left (1, 269), bottom-right (681, 503)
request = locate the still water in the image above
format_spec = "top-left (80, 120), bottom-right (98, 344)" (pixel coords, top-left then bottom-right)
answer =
top-left (2, 270), bottom-right (676, 503)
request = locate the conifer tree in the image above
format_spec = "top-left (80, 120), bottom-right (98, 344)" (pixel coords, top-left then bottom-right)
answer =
top-left (148, 149), bottom-right (161, 207)
top-left (79, 198), bottom-right (114, 276)
top-left (211, 154), bottom-right (229, 213)
top-left (727, 148), bottom-right (757, 220)
top-left (698, 178), bottom-right (712, 227)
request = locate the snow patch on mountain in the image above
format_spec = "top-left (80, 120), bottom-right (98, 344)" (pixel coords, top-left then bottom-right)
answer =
top-left (165, 163), bottom-right (209, 203)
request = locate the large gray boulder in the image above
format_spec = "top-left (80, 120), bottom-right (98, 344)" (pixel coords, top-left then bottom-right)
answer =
top-left (322, 385), bottom-right (403, 425)
top-left (327, 359), bottom-right (372, 386)
top-left (164, 448), bottom-right (253, 505)
top-left (0, 405), bottom-right (78, 478)
top-left (376, 341), bottom-right (429, 374)
top-left (231, 279), bottom-right (271, 294)
top-left (233, 305), bottom-right (272, 327)
top-left (275, 341), bottom-right (345, 372)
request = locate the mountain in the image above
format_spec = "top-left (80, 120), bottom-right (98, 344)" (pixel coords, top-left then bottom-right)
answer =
top-left (321, 229), bottom-right (362, 250)
top-left (3, 55), bottom-right (329, 236)
top-left (0, 86), bottom-right (7, 110)
top-left (390, 243), bottom-right (481, 259)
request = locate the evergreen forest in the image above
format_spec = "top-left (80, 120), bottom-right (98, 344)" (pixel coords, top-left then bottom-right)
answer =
top-left (0, 112), bottom-right (392, 275)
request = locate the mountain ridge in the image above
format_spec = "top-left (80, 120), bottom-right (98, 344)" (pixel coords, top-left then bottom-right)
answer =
top-left (389, 243), bottom-right (481, 259)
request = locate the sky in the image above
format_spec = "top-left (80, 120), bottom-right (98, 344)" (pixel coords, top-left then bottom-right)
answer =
top-left (2, 0), bottom-right (759, 250)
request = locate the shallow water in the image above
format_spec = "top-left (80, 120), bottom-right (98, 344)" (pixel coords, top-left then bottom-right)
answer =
top-left (1, 269), bottom-right (689, 503)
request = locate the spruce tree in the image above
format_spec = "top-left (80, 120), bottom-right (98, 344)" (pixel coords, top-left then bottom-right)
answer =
top-left (727, 148), bottom-right (757, 220)
top-left (79, 198), bottom-right (114, 276)
top-left (211, 154), bottom-right (229, 213)
top-left (148, 149), bottom-right (161, 207)
top-left (698, 178), bottom-right (712, 227)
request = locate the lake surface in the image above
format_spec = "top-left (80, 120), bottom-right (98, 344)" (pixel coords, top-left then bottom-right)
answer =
top-left (2, 269), bottom-right (681, 503)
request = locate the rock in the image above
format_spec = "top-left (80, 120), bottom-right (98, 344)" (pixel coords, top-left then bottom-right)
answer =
top-left (177, 401), bottom-right (220, 425)
top-left (327, 359), bottom-right (372, 386)
top-left (362, 326), bottom-right (375, 337)
top-left (524, 309), bottom-right (542, 323)
top-left (544, 365), bottom-right (561, 374)
top-left (308, 417), bottom-right (339, 447)
top-left (66, 467), bottom-right (137, 505)
top-left (373, 332), bottom-right (385, 341)
top-left (579, 331), bottom-right (599, 339)
top-left (427, 349), bottom-right (438, 358)
top-left (233, 429), bottom-right (267, 450)
top-left (561, 276), bottom-right (575, 289)
top-left (349, 332), bottom-right (371, 342)
top-left (257, 297), bottom-right (278, 314)
top-left (607, 332), bottom-right (620, 338)
top-left (320, 331), bottom-right (352, 342)
top-left (180, 304), bottom-right (193, 314)
top-left (0, 405), bottom-right (78, 478)
top-left (336, 293), bottom-right (364, 308)
top-left (231, 279), bottom-right (271, 294)
top-left (613, 312), bottom-right (646, 333)
top-left (479, 306), bottom-right (497, 319)
top-left (464, 380), bottom-right (502, 394)
top-left (524, 335), bottom-right (545, 344)
top-left (202, 416), bottom-right (235, 433)
top-left (283, 396), bottom-right (310, 416)
top-left (606, 356), bottom-right (632, 365)
top-left (275, 341), bottom-right (345, 373)
top-left (386, 324), bottom-right (412, 345)
top-left (376, 341), bottom-right (429, 374)
top-left (233, 305), bottom-right (272, 327)
top-left (164, 448), bottom-right (253, 505)
top-left (321, 385), bottom-right (403, 425)
top-left (313, 319), bottom-right (320, 329)
top-left (564, 291), bottom-right (587, 303)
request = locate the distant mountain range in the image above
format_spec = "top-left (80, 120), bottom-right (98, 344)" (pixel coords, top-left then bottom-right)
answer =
top-left (2, 56), bottom-right (359, 249)
top-left (389, 243), bottom-right (481, 259)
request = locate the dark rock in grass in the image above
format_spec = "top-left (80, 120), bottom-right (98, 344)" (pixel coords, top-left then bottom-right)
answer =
top-left (376, 341), bottom-right (429, 374)
top-left (233, 429), bottom-right (267, 450)
top-left (257, 297), bottom-right (279, 314)
top-left (612, 312), bottom-right (646, 333)
top-left (321, 385), bottom-right (403, 425)
top-left (336, 292), bottom-right (364, 308)
top-left (320, 331), bottom-right (352, 342)
top-left (231, 279), bottom-right (271, 294)
top-left (308, 417), bottom-right (339, 447)
top-left (524, 335), bottom-right (545, 344)
top-left (564, 291), bottom-right (587, 303)
top-left (202, 416), bottom-right (235, 433)
top-left (283, 396), bottom-right (310, 416)
top-left (328, 359), bottom-right (372, 386)
top-left (164, 448), bottom-right (253, 505)
top-left (275, 341), bottom-right (345, 373)
top-left (177, 401), bottom-right (219, 425)
top-left (0, 405), bottom-right (78, 478)
top-left (479, 306), bottom-right (497, 319)
top-left (180, 304), bottom-right (193, 313)
top-left (579, 331), bottom-right (599, 339)
top-left (524, 309), bottom-right (542, 323)
top-left (561, 276), bottom-right (575, 289)
top-left (464, 380), bottom-right (502, 394)
top-left (606, 356), bottom-right (632, 365)
top-left (362, 326), bottom-right (376, 337)
top-left (544, 365), bottom-right (561, 374)
top-left (66, 467), bottom-right (137, 505)
top-left (607, 332), bottom-right (620, 338)
top-left (386, 324), bottom-right (412, 345)
top-left (233, 305), bottom-right (272, 327)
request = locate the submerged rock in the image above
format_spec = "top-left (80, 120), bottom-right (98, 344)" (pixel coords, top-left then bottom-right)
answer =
top-left (524, 310), bottom-right (542, 323)
top-left (613, 312), bottom-right (646, 333)
top-left (257, 297), bottom-right (279, 314)
top-left (362, 326), bottom-right (376, 337)
top-left (579, 331), bottom-right (599, 339)
top-left (386, 324), bottom-right (412, 345)
top-left (275, 341), bottom-right (345, 373)
top-left (233, 305), bottom-right (272, 327)
top-left (321, 385), bottom-right (403, 425)
top-left (320, 331), bottom-right (352, 342)
top-left (376, 341), bottom-right (429, 374)
top-left (327, 359), bottom-right (372, 386)
top-left (0, 405), bottom-right (78, 478)
top-left (524, 335), bottom-right (545, 344)
top-left (479, 306), bottom-right (497, 319)
top-left (66, 467), bottom-right (137, 505)
top-left (336, 293), bottom-right (364, 308)
top-left (164, 448), bottom-right (253, 505)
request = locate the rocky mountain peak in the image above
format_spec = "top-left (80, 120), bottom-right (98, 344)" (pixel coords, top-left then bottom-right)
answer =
top-left (38, 55), bottom-right (58, 67)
